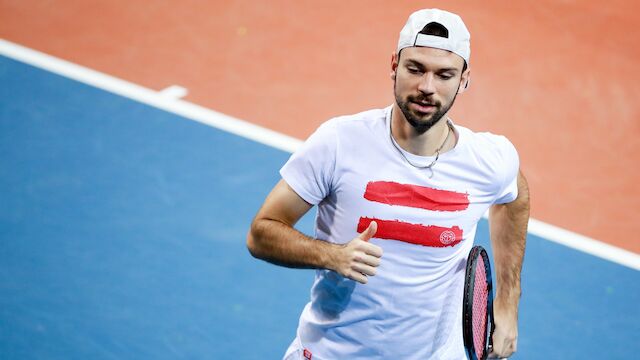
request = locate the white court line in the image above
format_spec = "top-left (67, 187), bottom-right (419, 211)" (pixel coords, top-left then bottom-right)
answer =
top-left (1, 38), bottom-right (638, 271)
top-left (0, 39), bottom-right (300, 154)
top-left (159, 85), bottom-right (188, 99)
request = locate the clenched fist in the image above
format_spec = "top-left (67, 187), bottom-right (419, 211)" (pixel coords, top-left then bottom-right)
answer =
top-left (488, 297), bottom-right (519, 358)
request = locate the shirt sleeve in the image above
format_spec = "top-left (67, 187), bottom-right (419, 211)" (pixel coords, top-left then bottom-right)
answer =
top-left (494, 136), bottom-right (520, 204)
top-left (279, 120), bottom-right (338, 205)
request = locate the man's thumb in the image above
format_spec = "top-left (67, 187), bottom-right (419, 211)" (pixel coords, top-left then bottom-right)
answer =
top-left (359, 221), bottom-right (378, 241)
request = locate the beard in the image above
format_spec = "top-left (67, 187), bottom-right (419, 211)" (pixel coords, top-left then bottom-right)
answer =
top-left (394, 80), bottom-right (458, 134)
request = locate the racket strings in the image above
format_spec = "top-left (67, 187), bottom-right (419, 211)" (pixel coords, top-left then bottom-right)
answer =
top-left (472, 258), bottom-right (489, 359)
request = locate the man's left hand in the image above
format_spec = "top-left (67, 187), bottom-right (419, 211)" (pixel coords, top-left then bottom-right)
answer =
top-left (488, 297), bottom-right (518, 358)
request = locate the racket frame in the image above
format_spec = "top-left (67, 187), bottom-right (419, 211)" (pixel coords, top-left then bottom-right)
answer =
top-left (462, 245), bottom-right (495, 360)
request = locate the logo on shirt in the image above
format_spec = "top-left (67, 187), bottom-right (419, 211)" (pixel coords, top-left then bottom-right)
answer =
top-left (439, 230), bottom-right (457, 245)
top-left (359, 181), bottom-right (468, 247)
top-left (303, 348), bottom-right (312, 359)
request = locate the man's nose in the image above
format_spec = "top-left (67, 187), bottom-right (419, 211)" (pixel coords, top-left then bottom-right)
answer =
top-left (417, 73), bottom-right (436, 95)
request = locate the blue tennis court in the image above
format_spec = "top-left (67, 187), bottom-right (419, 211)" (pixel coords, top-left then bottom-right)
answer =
top-left (1, 53), bottom-right (638, 359)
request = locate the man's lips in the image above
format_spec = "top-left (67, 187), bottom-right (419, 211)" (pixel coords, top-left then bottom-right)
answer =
top-left (410, 101), bottom-right (437, 113)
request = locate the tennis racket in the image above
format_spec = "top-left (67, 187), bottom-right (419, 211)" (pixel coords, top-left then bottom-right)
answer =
top-left (462, 245), bottom-right (495, 360)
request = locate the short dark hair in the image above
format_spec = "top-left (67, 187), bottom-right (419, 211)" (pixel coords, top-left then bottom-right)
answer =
top-left (419, 22), bottom-right (449, 38)
top-left (407, 21), bottom-right (468, 72)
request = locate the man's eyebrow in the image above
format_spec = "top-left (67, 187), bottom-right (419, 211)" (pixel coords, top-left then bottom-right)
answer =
top-left (403, 59), bottom-right (459, 73)
top-left (404, 59), bottom-right (425, 68)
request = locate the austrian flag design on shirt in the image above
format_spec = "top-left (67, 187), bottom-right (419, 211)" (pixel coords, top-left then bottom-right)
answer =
top-left (358, 181), bottom-right (469, 247)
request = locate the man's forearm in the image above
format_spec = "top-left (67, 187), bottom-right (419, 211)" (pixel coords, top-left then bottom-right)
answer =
top-left (247, 218), bottom-right (338, 270)
top-left (489, 171), bottom-right (530, 305)
top-left (246, 179), bottom-right (382, 284)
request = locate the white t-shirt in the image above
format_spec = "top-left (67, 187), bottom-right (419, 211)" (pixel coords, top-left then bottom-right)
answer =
top-left (280, 106), bottom-right (519, 360)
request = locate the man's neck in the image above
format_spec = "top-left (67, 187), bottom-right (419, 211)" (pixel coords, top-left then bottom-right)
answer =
top-left (391, 104), bottom-right (455, 157)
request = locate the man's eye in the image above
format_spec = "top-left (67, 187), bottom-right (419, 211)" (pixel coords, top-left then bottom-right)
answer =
top-left (407, 67), bottom-right (422, 74)
top-left (438, 73), bottom-right (454, 80)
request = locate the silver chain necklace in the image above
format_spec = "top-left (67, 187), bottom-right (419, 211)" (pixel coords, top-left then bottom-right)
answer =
top-left (390, 119), bottom-right (453, 169)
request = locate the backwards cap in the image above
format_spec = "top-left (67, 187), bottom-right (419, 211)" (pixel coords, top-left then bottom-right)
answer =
top-left (397, 9), bottom-right (471, 64)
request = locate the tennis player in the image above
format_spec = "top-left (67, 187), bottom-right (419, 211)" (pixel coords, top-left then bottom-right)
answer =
top-left (247, 8), bottom-right (529, 359)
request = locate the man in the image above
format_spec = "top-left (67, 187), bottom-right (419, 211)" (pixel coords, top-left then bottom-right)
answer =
top-left (247, 8), bottom-right (529, 359)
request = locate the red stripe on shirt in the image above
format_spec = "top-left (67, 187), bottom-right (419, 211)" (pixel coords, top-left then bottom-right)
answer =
top-left (363, 181), bottom-right (469, 211)
top-left (358, 217), bottom-right (463, 248)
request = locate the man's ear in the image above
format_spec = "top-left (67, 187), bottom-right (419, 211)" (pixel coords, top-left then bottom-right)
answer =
top-left (390, 51), bottom-right (399, 80)
top-left (458, 69), bottom-right (471, 93)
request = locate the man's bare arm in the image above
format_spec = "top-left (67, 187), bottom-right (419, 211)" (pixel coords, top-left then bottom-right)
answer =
top-left (488, 170), bottom-right (530, 358)
top-left (247, 179), bottom-right (382, 284)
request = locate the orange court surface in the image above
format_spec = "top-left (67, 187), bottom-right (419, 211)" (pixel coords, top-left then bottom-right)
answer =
top-left (1, 0), bottom-right (638, 253)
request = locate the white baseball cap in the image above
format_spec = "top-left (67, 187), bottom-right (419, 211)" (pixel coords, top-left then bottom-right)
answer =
top-left (397, 9), bottom-right (471, 64)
